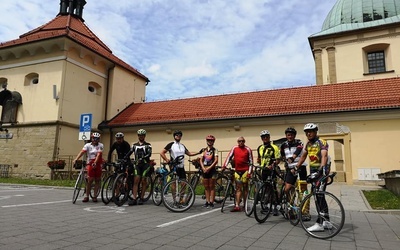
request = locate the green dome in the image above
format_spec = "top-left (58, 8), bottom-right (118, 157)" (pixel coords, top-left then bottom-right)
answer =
top-left (322, 0), bottom-right (400, 31)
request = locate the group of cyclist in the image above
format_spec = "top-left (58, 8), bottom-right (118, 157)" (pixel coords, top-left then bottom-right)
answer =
top-left (71, 122), bottom-right (330, 231)
top-left (220, 123), bottom-right (331, 232)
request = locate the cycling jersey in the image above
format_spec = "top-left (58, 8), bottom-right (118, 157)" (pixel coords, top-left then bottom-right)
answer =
top-left (82, 142), bottom-right (104, 161)
top-left (280, 139), bottom-right (304, 168)
top-left (200, 147), bottom-right (218, 166)
top-left (257, 143), bottom-right (280, 168)
top-left (223, 145), bottom-right (253, 172)
top-left (128, 141), bottom-right (152, 164)
top-left (107, 140), bottom-right (131, 162)
top-left (305, 137), bottom-right (329, 170)
top-left (164, 141), bottom-right (188, 168)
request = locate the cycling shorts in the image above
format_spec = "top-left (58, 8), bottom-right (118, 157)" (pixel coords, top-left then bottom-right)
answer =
top-left (234, 171), bottom-right (249, 184)
top-left (135, 164), bottom-right (153, 177)
top-left (285, 165), bottom-right (307, 185)
top-left (86, 160), bottom-right (102, 178)
top-left (176, 167), bottom-right (186, 180)
top-left (202, 167), bottom-right (216, 179)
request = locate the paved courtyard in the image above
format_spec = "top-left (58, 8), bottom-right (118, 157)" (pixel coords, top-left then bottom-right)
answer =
top-left (0, 183), bottom-right (399, 250)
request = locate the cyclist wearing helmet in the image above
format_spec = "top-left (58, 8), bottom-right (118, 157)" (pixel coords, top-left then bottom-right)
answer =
top-left (160, 130), bottom-right (200, 180)
top-left (125, 129), bottom-right (152, 205)
top-left (296, 123), bottom-right (331, 232)
top-left (107, 132), bottom-right (131, 164)
top-left (73, 132), bottom-right (104, 202)
top-left (222, 136), bottom-right (253, 212)
top-left (199, 135), bottom-right (219, 208)
top-left (257, 130), bottom-right (281, 215)
top-left (280, 127), bottom-right (310, 220)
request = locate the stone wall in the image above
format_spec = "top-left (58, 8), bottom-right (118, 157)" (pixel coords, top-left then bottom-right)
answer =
top-left (0, 125), bottom-right (56, 179)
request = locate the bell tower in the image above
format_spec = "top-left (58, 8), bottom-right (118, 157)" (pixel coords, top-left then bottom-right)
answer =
top-left (59, 0), bottom-right (87, 20)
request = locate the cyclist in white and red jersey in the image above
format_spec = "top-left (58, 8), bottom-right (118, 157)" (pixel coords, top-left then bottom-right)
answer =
top-left (73, 132), bottom-right (104, 202)
top-left (222, 136), bottom-right (253, 212)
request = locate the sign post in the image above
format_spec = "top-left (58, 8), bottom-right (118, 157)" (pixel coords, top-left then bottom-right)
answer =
top-left (79, 113), bottom-right (92, 140)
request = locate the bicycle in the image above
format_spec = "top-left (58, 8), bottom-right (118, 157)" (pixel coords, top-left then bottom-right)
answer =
top-left (220, 167), bottom-right (237, 213)
top-left (72, 161), bottom-right (98, 204)
top-left (152, 164), bottom-right (169, 206)
top-left (298, 171), bottom-right (345, 239)
top-left (161, 155), bottom-right (196, 212)
top-left (244, 165), bottom-right (262, 217)
top-left (101, 159), bottom-right (128, 205)
top-left (279, 167), bottom-right (309, 226)
top-left (111, 159), bottom-right (154, 206)
top-left (253, 165), bottom-right (284, 223)
top-left (213, 166), bottom-right (232, 204)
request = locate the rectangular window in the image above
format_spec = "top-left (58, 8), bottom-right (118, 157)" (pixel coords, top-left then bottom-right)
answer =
top-left (367, 51), bottom-right (385, 73)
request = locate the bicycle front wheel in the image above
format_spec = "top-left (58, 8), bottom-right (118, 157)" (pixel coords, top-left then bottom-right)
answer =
top-left (72, 171), bottom-right (84, 204)
top-left (245, 181), bottom-right (256, 217)
top-left (152, 175), bottom-right (164, 206)
top-left (299, 191), bottom-right (345, 239)
top-left (139, 176), bottom-right (153, 202)
top-left (112, 173), bottom-right (130, 206)
top-left (101, 175), bottom-right (116, 204)
top-left (162, 178), bottom-right (195, 212)
top-left (254, 184), bottom-right (273, 223)
top-left (285, 188), bottom-right (301, 226)
top-left (214, 175), bottom-right (229, 204)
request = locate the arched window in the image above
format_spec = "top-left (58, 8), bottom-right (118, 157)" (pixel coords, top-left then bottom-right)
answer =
top-left (362, 44), bottom-right (393, 75)
top-left (88, 81), bottom-right (101, 96)
top-left (24, 73), bottom-right (39, 86)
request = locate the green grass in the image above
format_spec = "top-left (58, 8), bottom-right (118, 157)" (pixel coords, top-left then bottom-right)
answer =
top-left (363, 189), bottom-right (400, 210)
top-left (0, 177), bottom-right (75, 187)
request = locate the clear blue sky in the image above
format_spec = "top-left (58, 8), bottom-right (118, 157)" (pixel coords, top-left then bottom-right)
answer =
top-left (0, 0), bottom-right (338, 101)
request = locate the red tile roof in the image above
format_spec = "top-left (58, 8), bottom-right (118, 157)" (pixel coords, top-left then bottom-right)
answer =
top-left (0, 14), bottom-right (149, 82)
top-left (106, 77), bottom-right (400, 127)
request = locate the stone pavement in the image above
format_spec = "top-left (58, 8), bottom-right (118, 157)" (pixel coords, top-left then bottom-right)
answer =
top-left (0, 183), bottom-right (399, 250)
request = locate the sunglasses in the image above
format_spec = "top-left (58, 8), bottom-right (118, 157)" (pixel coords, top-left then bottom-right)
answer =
top-left (237, 140), bottom-right (245, 143)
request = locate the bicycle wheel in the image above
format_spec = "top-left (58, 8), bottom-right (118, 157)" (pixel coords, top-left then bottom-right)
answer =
top-left (287, 188), bottom-right (301, 226)
top-left (112, 173), bottom-right (130, 206)
top-left (72, 171), bottom-right (84, 204)
top-left (89, 179), bottom-right (101, 199)
top-left (299, 191), bottom-right (345, 239)
top-left (214, 175), bottom-right (229, 204)
top-left (221, 182), bottom-right (234, 213)
top-left (101, 175), bottom-right (116, 204)
top-left (162, 178), bottom-right (195, 212)
top-left (152, 175), bottom-right (163, 206)
top-left (254, 184), bottom-right (273, 223)
top-left (139, 176), bottom-right (153, 202)
top-left (245, 180), bottom-right (256, 217)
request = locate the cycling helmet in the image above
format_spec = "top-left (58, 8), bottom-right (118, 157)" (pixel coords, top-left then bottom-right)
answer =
top-left (206, 135), bottom-right (216, 141)
top-left (173, 130), bottom-right (183, 136)
top-left (260, 130), bottom-right (270, 137)
top-left (285, 127), bottom-right (297, 135)
top-left (91, 132), bottom-right (101, 138)
top-left (115, 132), bottom-right (124, 138)
top-left (137, 129), bottom-right (147, 135)
top-left (303, 123), bottom-right (318, 131)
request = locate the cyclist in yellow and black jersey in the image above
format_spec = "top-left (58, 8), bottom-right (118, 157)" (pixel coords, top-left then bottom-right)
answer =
top-left (257, 130), bottom-right (281, 215)
top-left (296, 123), bottom-right (331, 232)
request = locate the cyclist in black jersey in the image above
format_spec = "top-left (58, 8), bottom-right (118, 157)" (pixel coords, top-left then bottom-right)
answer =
top-left (125, 129), bottom-right (152, 205)
top-left (107, 132), bottom-right (131, 165)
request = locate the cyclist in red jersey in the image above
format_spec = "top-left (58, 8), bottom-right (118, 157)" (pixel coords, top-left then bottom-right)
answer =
top-left (222, 136), bottom-right (253, 212)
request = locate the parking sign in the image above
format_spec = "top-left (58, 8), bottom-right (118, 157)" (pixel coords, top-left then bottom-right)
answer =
top-left (79, 113), bottom-right (92, 140)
